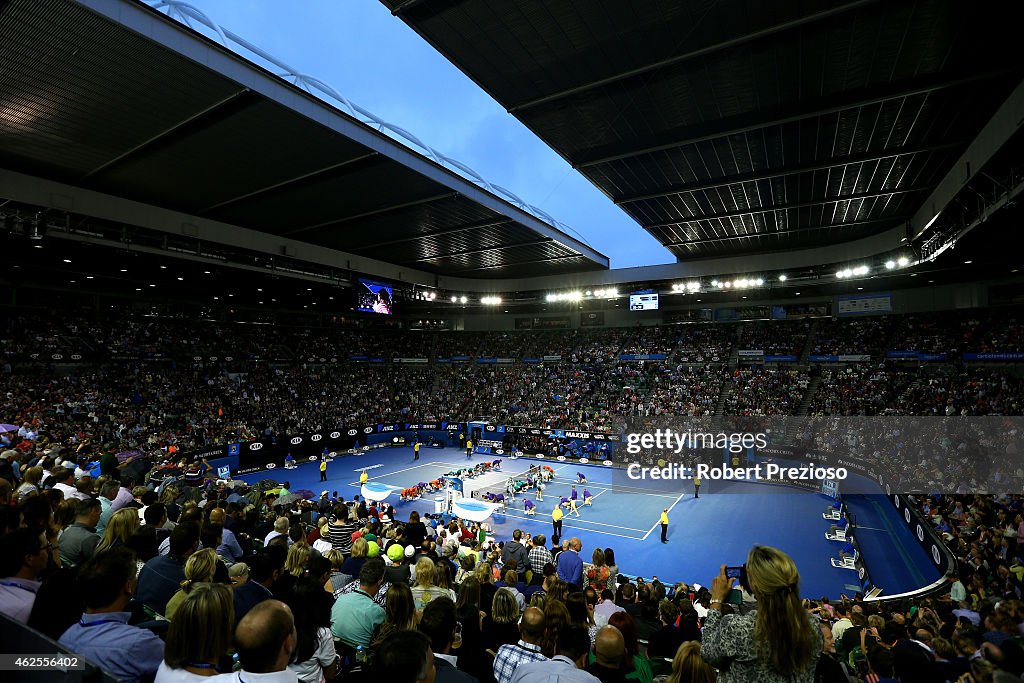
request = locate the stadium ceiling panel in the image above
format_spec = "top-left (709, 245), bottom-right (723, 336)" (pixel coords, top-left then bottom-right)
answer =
top-left (0, 0), bottom-right (608, 278)
top-left (383, 0), bottom-right (1024, 261)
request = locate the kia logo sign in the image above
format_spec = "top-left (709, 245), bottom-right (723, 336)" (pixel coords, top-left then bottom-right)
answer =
top-left (603, 460), bottom-right (613, 467)
top-left (348, 429), bottom-right (357, 436)
top-left (266, 463), bottom-right (276, 469)
top-left (249, 443), bottom-right (263, 451)
top-left (210, 357), bottom-right (218, 361)
top-left (917, 525), bottom-right (924, 541)
top-left (885, 484), bottom-right (891, 496)
top-left (858, 567), bottom-right (865, 580)
top-left (52, 354), bottom-right (63, 360)
top-left (308, 456), bottom-right (318, 461)
top-left (579, 458), bottom-right (589, 464)
top-left (485, 425), bottom-right (495, 431)
top-left (225, 357), bottom-right (233, 361)
top-left (494, 449), bottom-right (504, 455)
top-left (557, 456), bottom-right (566, 461)
top-left (536, 454), bottom-right (545, 459)
top-left (361, 446), bottom-right (370, 451)
top-left (932, 545), bottom-right (941, 564)
top-left (194, 356), bottom-right (202, 361)
top-left (904, 509), bottom-right (911, 523)
top-left (71, 354), bottom-right (82, 360)
top-left (311, 434), bottom-right (323, 442)
top-left (330, 432), bottom-right (341, 439)
top-left (363, 427), bottom-right (374, 434)
top-left (290, 437), bottom-right (302, 445)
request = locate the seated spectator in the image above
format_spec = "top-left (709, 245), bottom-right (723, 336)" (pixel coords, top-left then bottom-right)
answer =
top-left (95, 507), bottom-right (141, 556)
top-left (419, 596), bottom-right (477, 683)
top-left (484, 588), bottom-right (523, 652)
top-left (509, 623), bottom-right (598, 683)
top-left (59, 548), bottom-right (164, 683)
top-left (594, 589), bottom-right (625, 627)
top-left (136, 522), bottom-right (200, 615)
top-left (374, 630), bottom-right (437, 683)
top-left (494, 606), bottom-right (548, 683)
top-left (607, 612), bottom-right (652, 683)
top-left (413, 556), bottom-right (457, 610)
top-left (331, 557), bottom-right (386, 648)
top-left (646, 600), bottom-right (683, 659)
top-left (372, 582), bottom-right (419, 647)
top-left (233, 548), bottom-right (282, 624)
top-left (587, 625), bottom-right (626, 683)
top-left (286, 576), bottom-right (338, 683)
top-left (156, 582), bottom-right (233, 681)
top-left (664, 642), bottom-right (715, 683)
top-left (0, 527), bottom-right (48, 623)
top-left (701, 547), bottom-right (822, 681)
top-left (234, 600), bottom-right (299, 682)
top-left (164, 548), bottom-right (218, 621)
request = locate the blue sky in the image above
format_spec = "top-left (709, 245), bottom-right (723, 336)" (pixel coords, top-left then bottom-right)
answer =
top-left (181, 0), bottom-right (673, 269)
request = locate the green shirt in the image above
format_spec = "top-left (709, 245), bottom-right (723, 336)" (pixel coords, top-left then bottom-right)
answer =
top-left (331, 589), bottom-right (385, 648)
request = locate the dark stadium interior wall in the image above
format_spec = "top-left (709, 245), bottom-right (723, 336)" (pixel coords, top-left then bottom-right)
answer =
top-left (450, 282), bottom-right (989, 331)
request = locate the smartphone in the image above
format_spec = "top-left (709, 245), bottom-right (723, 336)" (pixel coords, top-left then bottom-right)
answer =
top-left (725, 588), bottom-right (744, 605)
top-left (725, 566), bottom-right (744, 580)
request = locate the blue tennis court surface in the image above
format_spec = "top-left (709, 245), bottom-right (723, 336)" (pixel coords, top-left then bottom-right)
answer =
top-left (237, 446), bottom-right (938, 598)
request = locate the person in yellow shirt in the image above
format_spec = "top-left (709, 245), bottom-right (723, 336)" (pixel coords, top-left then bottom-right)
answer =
top-left (465, 439), bottom-right (473, 460)
top-left (413, 441), bottom-right (421, 461)
top-left (359, 469), bottom-right (369, 486)
top-left (693, 475), bottom-right (701, 499)
top-left (320, 458), bottom-right (328, 482)
top-left (552, 505), bottom-right (564, 545)
top-left (660, 508), bottom-right (669, 544)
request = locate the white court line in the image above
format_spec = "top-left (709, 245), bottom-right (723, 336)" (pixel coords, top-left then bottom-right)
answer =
top-left (345, 462), bottom-right (464, 487)
top-left (850, 525), bottom-right (889, 532)
top-left (499, 507), bottom-right (647, 539)
top-left (641, 489), bottom-right (687, 541)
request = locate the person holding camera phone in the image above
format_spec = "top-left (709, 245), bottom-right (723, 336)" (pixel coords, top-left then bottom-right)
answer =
top-left (701, 546), bottom-right (822, 682)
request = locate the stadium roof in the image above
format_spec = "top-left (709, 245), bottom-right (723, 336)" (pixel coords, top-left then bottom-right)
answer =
top-left (0, 0), bottom-right (609, 279)
top-left (383, 0), bottom-right (1024, 262)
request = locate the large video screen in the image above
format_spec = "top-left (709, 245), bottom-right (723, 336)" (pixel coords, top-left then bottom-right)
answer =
top-left (629, 291), bottom-right (659, 311)
top-left (357, 279), bottom-right (393, 315)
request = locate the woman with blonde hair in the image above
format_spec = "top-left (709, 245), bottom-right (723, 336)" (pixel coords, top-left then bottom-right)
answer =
top-left (340, 536), bottom-right (368, 578)
top-left (95, 507), bottom-right (140, 555)
top-left (411, 556), bottom-right (455, 609)
top-left (701, 545), bottom-right (821, 682)
top-left (483, 587), bottom-right (521, 651)
top-left (323, 549), bottom-right (349, 593)
top-left (157, 582), bottom-right (233, 680)
top-left (15, 466), bottom-right (44, 502)
top-left (666, 641), bottom-right (716, 683)
top-left (164, 548), bottom-right (219, 621)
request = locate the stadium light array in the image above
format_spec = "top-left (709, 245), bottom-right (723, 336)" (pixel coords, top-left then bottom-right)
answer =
top-left (836, 265), bottom-right (870, 279)
top-left (671, 282), bottom-right (701, 293)
top-left (591, 287), bottom-right (618, 298)
top-left (480, 296), bottom-right (502, 305)
top-left (546, 291), bottom-right (583, 302)
top-left (459, 296), bottom-right (468, 304)
top-left (778, 274), bottom-right (787, 282)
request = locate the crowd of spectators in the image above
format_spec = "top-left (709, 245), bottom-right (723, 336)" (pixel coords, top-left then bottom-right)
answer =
top-left (722, 368), bottom-right (811, 416)
top-left (812, 318), bottom-right (893, 357)
top-left (737, 320), bottom-right (810, 356)
top-left (5, 309), bottom-right (1024, 681)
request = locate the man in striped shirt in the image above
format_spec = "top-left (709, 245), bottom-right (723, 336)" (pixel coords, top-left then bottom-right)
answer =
top-left (328, 503), bottom-right (359, 556)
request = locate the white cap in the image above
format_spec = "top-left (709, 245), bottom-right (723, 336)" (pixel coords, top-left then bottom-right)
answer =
top-left (405, 545), bottom-right (416, 558)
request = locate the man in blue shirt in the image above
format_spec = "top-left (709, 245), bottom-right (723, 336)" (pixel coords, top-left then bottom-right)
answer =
top-left (59, 548), bottom-right (164, 683)
top-left (209, 507), bottom-right (244, 563)
top-left (556, 538), bottom-right (584, 589)
top-left (136, 522), bottom-right (198, 614)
